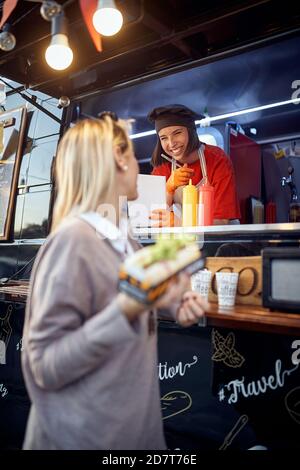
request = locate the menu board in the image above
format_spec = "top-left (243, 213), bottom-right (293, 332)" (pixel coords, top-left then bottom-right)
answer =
top-left (0, 107), bottom-right (27, 241)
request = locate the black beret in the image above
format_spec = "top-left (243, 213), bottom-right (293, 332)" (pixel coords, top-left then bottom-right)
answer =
top-left (147, 104), bottom-right (201, 133)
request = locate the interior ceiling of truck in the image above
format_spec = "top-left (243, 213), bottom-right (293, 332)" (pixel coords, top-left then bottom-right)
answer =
top-left (0, 0), bottom-right (300, 99)
top-left (81, 33), bottom-right (300, 137)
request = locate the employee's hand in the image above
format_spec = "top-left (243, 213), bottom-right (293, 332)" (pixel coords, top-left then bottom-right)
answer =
top-left (149, 209), bottom-right (182, 227)
top-left (149, 209), bottom-right (175, 227)
top-left (166, 164), bottom-right (194, 194)
top-left (176, 291), bottom-right (209, 327)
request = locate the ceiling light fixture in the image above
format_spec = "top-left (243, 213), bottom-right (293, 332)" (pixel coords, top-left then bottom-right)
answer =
top-left (92, 0), bottom-right (123, 36)
top-left (0, 24), bottom-right (16, 52)
top-left (45, 12), bottom-right (73, 70)
top-left (130, 97), bottom-right (300, 140)
top-left (40, 0), bottom-right (62, 21)
top-left (57, 96), bottom-right (70, 109)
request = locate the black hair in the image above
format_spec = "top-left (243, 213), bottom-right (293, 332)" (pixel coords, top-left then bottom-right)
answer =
top-left (150, 126), bottom-right (200, 167)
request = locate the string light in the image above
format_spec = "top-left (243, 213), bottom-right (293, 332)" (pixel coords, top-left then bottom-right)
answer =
top-left (45, 12), bottom-right (73, 71)
top-left (93, 0), bottom-right (123, 36)
top-left (0, 24), bottom-right (16, 52)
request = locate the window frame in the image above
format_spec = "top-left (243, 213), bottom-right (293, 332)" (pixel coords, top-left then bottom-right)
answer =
top-left (0, 106), bottom-right (27, 241)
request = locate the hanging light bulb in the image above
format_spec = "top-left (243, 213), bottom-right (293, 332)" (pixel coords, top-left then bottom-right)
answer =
top-left (93, 0), bottom-right (123, 36)
top-left (0, 24), bottom-right (16, 52)
top-left (45, 13), bottom-right (73, 70)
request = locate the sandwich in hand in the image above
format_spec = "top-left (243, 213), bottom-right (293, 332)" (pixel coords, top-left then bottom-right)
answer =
top-left (119, 235), bottom-right (204, 303)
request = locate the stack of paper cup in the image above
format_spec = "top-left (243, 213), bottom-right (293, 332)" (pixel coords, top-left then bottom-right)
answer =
top-left (216, 272), bottom-right (239, 307)
top-left (191, 269), bottom-right (212, 300)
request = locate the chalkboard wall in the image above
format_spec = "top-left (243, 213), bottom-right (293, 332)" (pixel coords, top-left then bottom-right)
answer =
top-left (158, 321), bottom-right (300, 450)
top-left (1, 301), bottom-right (299, 449)
top-left (0, 301), bottom-right (29, 449)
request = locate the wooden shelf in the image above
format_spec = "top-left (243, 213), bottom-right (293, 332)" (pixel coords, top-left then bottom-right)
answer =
top-left (205, 302), bottom-right (300, 335)
top-left (0, 281), bottom-right (29, 303)
top-left (1, 281), bottom-right (299, 336)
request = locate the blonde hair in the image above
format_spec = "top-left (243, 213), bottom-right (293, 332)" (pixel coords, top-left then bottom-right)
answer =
top-left (52, 116), bottom-right (131, 231)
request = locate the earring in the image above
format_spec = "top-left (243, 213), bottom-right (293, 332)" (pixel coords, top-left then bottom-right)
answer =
top-left (122, 165), bottom-right (128, 171)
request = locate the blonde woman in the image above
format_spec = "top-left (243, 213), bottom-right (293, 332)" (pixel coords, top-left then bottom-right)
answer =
top-left (21, 115), bottom-right (207, 450)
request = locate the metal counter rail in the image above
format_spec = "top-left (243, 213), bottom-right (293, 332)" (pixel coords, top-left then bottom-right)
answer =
top-left (133, 222), bottom-right (300, 236)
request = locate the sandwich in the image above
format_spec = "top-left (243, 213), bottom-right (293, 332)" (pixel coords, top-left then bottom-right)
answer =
top-left (119, 235), bottom-right (204, 303)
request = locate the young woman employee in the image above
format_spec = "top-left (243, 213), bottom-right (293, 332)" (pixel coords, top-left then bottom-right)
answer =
top-left (148, 104), bottom-right (241, 226)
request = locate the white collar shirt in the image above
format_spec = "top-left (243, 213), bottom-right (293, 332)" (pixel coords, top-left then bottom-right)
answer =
top-left (79, 212), bottom-right (134, 257)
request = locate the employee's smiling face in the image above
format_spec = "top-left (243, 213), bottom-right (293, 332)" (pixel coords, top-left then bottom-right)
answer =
top-left (158, 125), bottom-right (189, 163)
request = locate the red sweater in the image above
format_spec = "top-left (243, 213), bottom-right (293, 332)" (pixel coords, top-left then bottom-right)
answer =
top-left (152, 144), bottom-right (241, 220)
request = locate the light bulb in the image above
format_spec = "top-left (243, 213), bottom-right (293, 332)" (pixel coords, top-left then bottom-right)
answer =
top-left (0, 30), bottom-right (16, 51)
top-left (45, 34), bottom-right (73, 70)
top-left (45, 13), bottom-right (73, 70)
top-left (57, 96), bottom-right (70, 108)
top-left (93, 7), bottom-right (123, 36)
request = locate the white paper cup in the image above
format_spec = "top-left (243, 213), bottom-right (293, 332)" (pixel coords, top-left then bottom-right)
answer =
top-left (191, 270), bottom-right (212, 300)
top-left (216, 272), bottom-right (239, 307)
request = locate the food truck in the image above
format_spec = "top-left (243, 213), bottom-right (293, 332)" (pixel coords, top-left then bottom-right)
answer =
top-left (0, 0), bottom-right (300, 450)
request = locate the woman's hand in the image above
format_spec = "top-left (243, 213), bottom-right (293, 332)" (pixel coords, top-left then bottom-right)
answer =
top-left (117, 292), bottom-right (148, 322)
top-left (176, 291), bottom-right (209, 327)
top-left (117, 273), bottom-right (191, 322)
top-left (154, 272), bottom-right (191, 309)
top-left (166, 164), bottom-right (194, 194)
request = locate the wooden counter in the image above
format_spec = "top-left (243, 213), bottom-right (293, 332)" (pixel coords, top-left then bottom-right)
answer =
top-left (1, 281), bottom-right (299, 335)
top-left (0, 281), bottom-right (29, 303)
top-left (204, 302), bottom-right (300, 335)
